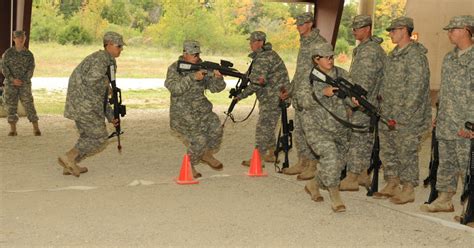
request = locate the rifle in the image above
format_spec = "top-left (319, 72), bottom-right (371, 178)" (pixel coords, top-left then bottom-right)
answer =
top-left (107, 65), bottom-right (126, 152)
top-left (274, 99), bottom-right (294, 173)
top-left (460, 121), bottom-right (473, 225)
top-left (309, 67), bottom-right (396, 196)
top-left (423, 105), bottom-right (440, 204)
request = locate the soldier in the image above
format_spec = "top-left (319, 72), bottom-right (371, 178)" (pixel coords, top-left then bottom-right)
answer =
top-left (2, 30), bottom-right (41, 136)
top-left (374, 17), bottom-right (431, 204)
top-left (302, 43), bottom-right (350, 212)
top-left (165, 40), bottom-right (226, 177)
top-left (281, 12), bottom-right (328, 181)
top-left (236, 31), bottom-right (290, 166)
top-left (57, 31), bottom-right (125, 177)
top-left (340, 15), bottom-right (386, 191)
top-left (420, 15), bottom-right (473, 217)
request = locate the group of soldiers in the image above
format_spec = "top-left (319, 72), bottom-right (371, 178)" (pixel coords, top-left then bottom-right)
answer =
top-left (1, 11), bottom-right (472, 224)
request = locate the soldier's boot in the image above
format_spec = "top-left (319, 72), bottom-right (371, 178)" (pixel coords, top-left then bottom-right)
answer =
top-left (282, 156), bottom-right (308, 175)
top-left (339, 172), bottom-right (360, 191)
top-left (57, 148), bottom-right (82, 177)
top-left (263, 147), bottom-right (279, 163)
top-left (358, 170), bottom-right (370, 188)
top-left (390, 183), bottom-right (415, 204)
top-left (192, 165), bottom-right (202, 178)
top-left (63, 166), bottom-right (88, 175)
top-left (297, 160), bottom-right (317, 180)
top-left (328, 187), bottom-right (346, 212)
top-left (304, 179), bottom-right (324, 202)
top-left (8, 122), bottom-right (17, 136)
top-left (32, 121), bottom-right (41, 136)
top-left (373, 177), bottom-right (401, 199)
top-left (420, 192), bottom-right (455, 212)
top-left (201, 150), bottom-right (223, 170)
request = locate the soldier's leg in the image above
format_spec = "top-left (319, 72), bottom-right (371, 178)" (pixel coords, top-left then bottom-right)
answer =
top-left (18, 84), bottom-right (40, 135)
top-left (283, 110), bottom-right (313, 174)
top-left (74, 119), bottom-right (109, 162)
top-left (3, 85), bottom-right (20, 135)
top-left (374, 130), bottom-right (401, 198)
top-left (200, 112), bottom-right (223, 170)
top-left (256, 106), bottom-right (280, 162)
top-left (341, 131), bottom-right (372, 191)
top-left (172, 130), bottom-right (202, 178)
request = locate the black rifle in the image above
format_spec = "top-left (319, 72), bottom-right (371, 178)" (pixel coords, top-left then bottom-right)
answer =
top-left (223, 61), bottom-right (254, 126)
top-left (366, 116), bottom-right (382, 196)
top-left (107, 65), bottom-right (126, 152)
top-left (274, 99), bottom-right (294, 172)
top-left (460, 121), bottom-right (473, 225)
top-left (423, 106), bottom-right (440, 204)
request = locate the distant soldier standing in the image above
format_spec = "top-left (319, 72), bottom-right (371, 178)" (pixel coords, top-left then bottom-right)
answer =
top-left (420, 15), bottom-right (473, 216)
top-left (2, 30), bottom-right (41, 136)
top-left (281, 12), bottom-right (327, 181)
top-left (237, 31), bottom-right (290, 166)
top-left (57, 31), bottom-right (125, 177)
top-left (374, 17), bottom-right (431, 204)
top-left (340, 15), bottom-right (386, 191)
top-left (165, 40), bottom-right (226, 177)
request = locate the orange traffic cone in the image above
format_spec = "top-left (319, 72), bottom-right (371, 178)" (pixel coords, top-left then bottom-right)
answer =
top-left (176, 154), bottom-right (199, 185)
top-left (246, 148), bottom-right (267, 177)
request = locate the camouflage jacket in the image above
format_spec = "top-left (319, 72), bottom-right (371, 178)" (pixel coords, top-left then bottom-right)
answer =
top-left (64, 50), bottom-right (115, 122)
top-left (1, 47), bottom-right (35, 86)
top-left (380, 41), bottom-right (431, 132)
top-left (349, 36), bottom-right (386, 125)
top-left (436, 45), bottom-right (474, 140)
top-left (238, 42), bottom-right (289, 108)
top-left (165, 57), bottom-right (226, 130)
top-left (301, 66), bottom-right (350, 133)
top-left (289, 28), bottom-right (327, 110)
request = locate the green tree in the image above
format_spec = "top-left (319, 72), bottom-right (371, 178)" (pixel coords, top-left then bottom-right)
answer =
top-left (31, 1), bottom-right (66, 42)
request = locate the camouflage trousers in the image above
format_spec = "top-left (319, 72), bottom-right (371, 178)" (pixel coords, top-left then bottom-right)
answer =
top-left (74, 118), bottom-right (109, 162)
top-left (301, 114), bottom-right (348, 188)
top-left (255, 105), bottom-right (280, 155)
top-left (3, 83), bottom-right (38, 123)
top-left (436, 139), bottom-right (470, 193)
top-left (346, 131), bottom-right (373, 174)
top-left (293, 109), bottom-right (318, 160)
top-left (380, 130), bottom-right (422, 186)
top-left (172, 112), bottom-right (223, 166)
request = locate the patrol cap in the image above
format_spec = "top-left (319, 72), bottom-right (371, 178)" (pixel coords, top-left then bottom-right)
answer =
top-left (247, 31), bottom-right (266, 41)
top-left (352, 15), bottom-right (372, 29)
top-left (386, 17), bottom-right (414, 31)
top-left (443, 15), bottom-right (474, 31)
top-left (311, 43), bottom-right (335, 57)
top-left (296, 12), bottom-right (314, 26)
top-left (13, 30), bottom-right (25, 37)
top-left (103, 31), bottom-right (126, 46)
top-left (183, 40), bottom-right (201, 54)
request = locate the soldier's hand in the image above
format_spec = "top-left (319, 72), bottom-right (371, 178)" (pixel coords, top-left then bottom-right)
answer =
top-left (194, 70), bottom-right (207, 81)
top-left (351, 97), bottom-right (360, 106)
top-left (111, 118), bottom-right (120, 127)
top-left (323, 86), bottom-right (337, 97)
top-left (457, 128), bottom-right (473, 139)
top-left (257, 76), bottom-right (265, 86)
top-left (12, 79), bottom-right (23, 86)
top-left (279, 88), bottom-right (289, 100)
top-left (213, 70), bottom-right (223, 79)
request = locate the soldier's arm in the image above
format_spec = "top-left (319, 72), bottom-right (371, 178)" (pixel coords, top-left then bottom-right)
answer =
top-left (26, 51), bottom-right (35, 81)
top-left (164, 63), bottom-right (194, 96)
top-left (205, 73), bottom-right (226, 93)
top-left (238, 57), bottom-right (268, 99)
top-left (1, 51), bottom-right (15, 84)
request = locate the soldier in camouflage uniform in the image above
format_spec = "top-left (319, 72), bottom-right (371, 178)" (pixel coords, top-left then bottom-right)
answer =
top-left (302, 43), bottom-right (350, 212)
top-left (374, 17), bottom-right (431, 204)
top-left (2, 30), bottom-right (41, 136)
top-left (420, 15), bottom-right (473, 217)
top-left (281, 12), bottom-right (328, 181)
top-left (237, 31), bottom-right (290, 166)
top-left (340, 15), bottom-right (386, 191)
top-left (165, 40), bottom-right (226, 178)
top-left (57, 31), bottom-right (125, 177)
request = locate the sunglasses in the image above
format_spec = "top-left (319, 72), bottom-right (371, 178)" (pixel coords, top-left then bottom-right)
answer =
top-left (114, 44), bottom-right (123, 49)
top-left (318, 55), bottom-right (334, 60)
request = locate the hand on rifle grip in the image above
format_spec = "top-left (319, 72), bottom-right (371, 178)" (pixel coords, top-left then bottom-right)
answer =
top-left (112, 118), bottom-right (120, 127)
top-left (194, 70), bottom-right (206, 81)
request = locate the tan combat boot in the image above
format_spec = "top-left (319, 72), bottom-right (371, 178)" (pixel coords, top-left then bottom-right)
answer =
top-left (373, 177), bottom-right (401, 199)
top-left (57, 148), bottom-right (82, 177)
top-left (201, 150), bottom-right (223, 170)
top-left (63, 166), bottom-right (88, 175)
top-left (390, 183), bottom-right (415, 204)
top-left (297, 159), bottom-right (317, 180)
top-left (420, 192), bottom-right (455, 212)
top-left (32, 121), bottom-right (41, 136)
top-left (328, 187), bottom-right (346, 212)
top-left (282, 156), bottom-right (308, 175)
top-left (304, 179), bottom-right (324, 202)
top-left (263, 147), bottom-right (279, 163)
top-left (192, 165), bottom-right (202, 178)
top-left (358, 170), bottom-right (370, 188)
top-left (340, 172), bottom-right (359, 191)
top-left (8, 122), bottom-right (17, 136)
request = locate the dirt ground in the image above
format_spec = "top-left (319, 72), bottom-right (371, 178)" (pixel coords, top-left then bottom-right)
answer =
top-left (1, 106), bottom-right (473, 247)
